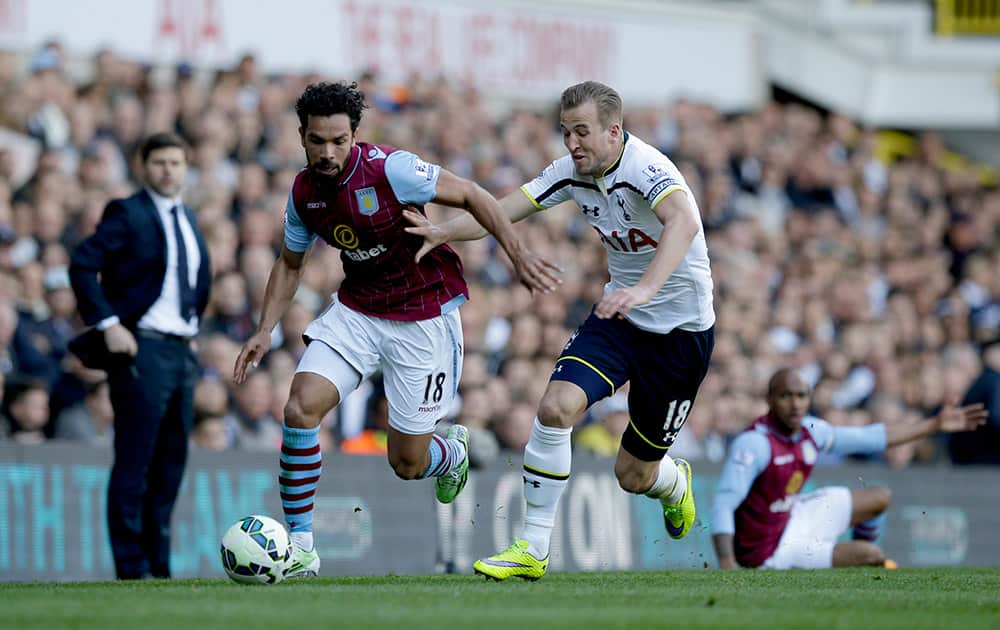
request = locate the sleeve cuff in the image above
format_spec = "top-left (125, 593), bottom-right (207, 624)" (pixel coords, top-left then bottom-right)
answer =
top-left (520, 186), bottom-right (546, 211)
top-left (96, 315), bottom-right (120, 331)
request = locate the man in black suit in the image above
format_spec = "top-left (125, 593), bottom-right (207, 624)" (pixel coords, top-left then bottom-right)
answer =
top-left (950, 338), bottom-right (1000, 465)
top-left (69, 132), bottom-right (211, 579)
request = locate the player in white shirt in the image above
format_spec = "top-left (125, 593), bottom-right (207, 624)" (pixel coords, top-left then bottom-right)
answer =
top-left (406, 81), bottom-right (715, 580)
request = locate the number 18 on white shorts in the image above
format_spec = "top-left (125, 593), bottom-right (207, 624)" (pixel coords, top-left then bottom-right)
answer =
top-left (296, 294), bottom-right (464, 435)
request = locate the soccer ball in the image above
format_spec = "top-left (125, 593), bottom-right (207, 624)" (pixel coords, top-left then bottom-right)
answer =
top-left (220, 515), bottom-right (292, 585)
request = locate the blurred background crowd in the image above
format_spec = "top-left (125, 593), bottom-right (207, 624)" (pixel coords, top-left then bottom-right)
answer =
top-left (0, 42), bottom-right (997, 466)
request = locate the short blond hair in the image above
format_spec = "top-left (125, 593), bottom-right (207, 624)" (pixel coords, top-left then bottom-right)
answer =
top-left (560, 81), bottom-right (622, 128)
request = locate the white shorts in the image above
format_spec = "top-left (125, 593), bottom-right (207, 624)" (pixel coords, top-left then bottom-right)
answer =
top-left (761, 486), bottom-right (852, 570)
top-left (297, 294), bottom-right (464, 435)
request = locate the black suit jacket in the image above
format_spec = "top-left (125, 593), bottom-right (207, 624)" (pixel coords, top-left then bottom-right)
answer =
top-left (69, 190), bottom-right (211, 360)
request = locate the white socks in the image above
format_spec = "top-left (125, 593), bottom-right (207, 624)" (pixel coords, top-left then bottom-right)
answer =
top-left (519, 419), bottom-right (572, 559)
top-left (644, 456), bottom-right (686, 505)
top-left (290, 531), bottom-right (314, 551)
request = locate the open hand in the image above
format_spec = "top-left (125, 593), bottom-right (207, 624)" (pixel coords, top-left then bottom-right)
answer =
top-left (935, 397), bottom-right (988, 433)
top-left (234, 330), bottom-right (272, 384)
top-left (402, 208), bottom-right (448, 263)
top-left (510, 248), bottom-right (562, 295)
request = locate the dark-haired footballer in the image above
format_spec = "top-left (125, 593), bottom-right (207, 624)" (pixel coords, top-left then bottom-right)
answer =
top-left (233, 81), bottom-right (560, 577)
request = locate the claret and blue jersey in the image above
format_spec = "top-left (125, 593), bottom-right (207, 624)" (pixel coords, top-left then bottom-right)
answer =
top-left (283, 142), bottom-right (468, 321)
top-left (710, 414), bottom-right (888, 567)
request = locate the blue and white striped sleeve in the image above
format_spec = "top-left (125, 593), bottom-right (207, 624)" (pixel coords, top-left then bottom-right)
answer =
top-left (710, 431), bottom-right (771, 536)
top-left (283, 190), bottom-right (316, 253)
top-left (384, 150), bottom-right (441, 205)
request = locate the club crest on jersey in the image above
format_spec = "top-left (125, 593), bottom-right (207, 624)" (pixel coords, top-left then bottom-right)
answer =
top-left (355, 187), bottom-right (380, 215)
top-left (367, 147), bottom-right (387, 160)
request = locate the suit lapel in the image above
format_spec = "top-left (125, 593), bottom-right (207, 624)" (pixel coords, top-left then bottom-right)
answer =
top-left (138, 189), bottom-right (167, 244)
top-left (140, 189), bottom-right (211, 304)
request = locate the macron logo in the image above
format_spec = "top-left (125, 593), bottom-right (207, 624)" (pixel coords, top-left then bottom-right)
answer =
top-left (307, 202), bottom-right (326, 209)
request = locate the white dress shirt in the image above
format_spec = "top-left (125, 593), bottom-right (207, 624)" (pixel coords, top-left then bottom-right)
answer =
top-left (135, 188), bottom-right (202, 337)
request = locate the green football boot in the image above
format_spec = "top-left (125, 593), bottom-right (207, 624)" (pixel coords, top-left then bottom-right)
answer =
top-left (435, 424), bottom-right (470, 504)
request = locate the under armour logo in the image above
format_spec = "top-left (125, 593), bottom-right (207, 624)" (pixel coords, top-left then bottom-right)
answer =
top-left (523, 476), bottom-right (541, 488)
top-left (581, 203), bottom-right (600, 217)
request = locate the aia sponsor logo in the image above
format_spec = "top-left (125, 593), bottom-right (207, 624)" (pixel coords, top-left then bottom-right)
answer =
top-left (592, 226), bottom-right (658, 252)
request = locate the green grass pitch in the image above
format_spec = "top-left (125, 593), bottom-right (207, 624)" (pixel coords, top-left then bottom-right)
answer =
top-left (5, 568), bottom-right (999, 629)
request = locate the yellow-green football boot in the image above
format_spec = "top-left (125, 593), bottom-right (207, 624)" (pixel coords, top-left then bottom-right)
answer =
top-left (662, 458), bottom-right (696, 540)
top-left (473, 539), bottom-right (549, 581)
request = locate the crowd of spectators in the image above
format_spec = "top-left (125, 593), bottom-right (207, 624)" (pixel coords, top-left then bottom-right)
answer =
top-left (0, 43), bottom-right (997, 467)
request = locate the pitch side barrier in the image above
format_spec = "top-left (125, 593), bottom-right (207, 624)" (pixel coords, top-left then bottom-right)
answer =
top-left (1, 444), bottom-right (997, 581)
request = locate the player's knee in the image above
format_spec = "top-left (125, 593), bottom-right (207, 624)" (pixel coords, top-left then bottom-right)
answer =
top-left (537, 393), bottom-right (583, 429)
top-left (615, 468), bottom-right (650, 495)
top-left (283, 396), bottom-right (322, 429)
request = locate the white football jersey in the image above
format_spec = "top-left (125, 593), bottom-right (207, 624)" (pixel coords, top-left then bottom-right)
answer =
top-left (522, 133), bottom-right (714, 334)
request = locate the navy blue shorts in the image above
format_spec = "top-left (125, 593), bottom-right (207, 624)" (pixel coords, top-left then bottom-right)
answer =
top-left (550, 313), bottom-right (714, 461)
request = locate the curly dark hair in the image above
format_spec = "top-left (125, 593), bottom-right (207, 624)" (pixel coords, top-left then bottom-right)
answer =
top-left (295, 81), bottom-right (367, 132)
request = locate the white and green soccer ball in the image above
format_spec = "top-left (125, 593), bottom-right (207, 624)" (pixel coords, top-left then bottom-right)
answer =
top-left (220, 515), bottom-right (292, 585)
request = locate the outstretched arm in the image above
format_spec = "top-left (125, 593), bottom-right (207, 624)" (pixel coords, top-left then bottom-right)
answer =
top-left (424, 169), bottom-right (559, 293)
top-left (405, 186), bottom-right (541, 250)
top-left (885, 399), bottom-right (987, 447)
top-left (817, 400), bottom-right (988, 457)
top-left (593, 189), bottom-right (699, 319)
top-left (233, 245), bottom-right (306, 383)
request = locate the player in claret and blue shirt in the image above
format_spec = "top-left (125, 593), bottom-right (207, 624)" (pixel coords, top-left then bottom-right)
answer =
top-left (233, 81), bottom-right (559, 578)
top-left (710, 368), bottom-right (987, 570)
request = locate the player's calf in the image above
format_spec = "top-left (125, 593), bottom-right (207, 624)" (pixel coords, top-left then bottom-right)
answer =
top-left (390, 457), bottom-right (425, 480)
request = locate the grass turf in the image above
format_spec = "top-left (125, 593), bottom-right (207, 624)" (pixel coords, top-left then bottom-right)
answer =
top-left (4, 568), bottom-right (999, 629)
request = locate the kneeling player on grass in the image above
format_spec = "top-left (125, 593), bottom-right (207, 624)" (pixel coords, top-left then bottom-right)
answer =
top-left (233, 81), bottom-right (559, 578)
top-left (405, 81), bottom-right (715, 580)
top-left (710, 368), bottom-right (987, 570)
